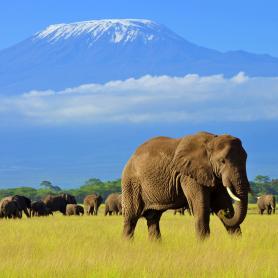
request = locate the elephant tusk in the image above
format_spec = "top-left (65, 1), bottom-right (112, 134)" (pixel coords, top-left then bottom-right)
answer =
top-left (227, 187), bottom-right (241, 202)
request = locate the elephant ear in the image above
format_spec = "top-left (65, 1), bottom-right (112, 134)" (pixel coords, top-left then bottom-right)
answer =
top-left (173, 132), bottom-right (217, 187)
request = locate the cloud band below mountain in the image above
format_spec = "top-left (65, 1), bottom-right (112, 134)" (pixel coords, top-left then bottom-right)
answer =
top-left (1, 72), bottom-right (278, 125)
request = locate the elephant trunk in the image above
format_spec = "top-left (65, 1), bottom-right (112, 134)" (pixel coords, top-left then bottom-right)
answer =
top-left (219, 173), bottom-right (248, 228)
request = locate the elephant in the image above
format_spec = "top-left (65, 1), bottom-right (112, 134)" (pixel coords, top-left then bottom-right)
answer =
top-left (173, 207), bottom-right (191, 216)
top-left (43, 193), bottom-right (77, 215)
top-left (121, 132), bottom-right (250, 240)
top-left (257, 195), bottom-right (276, 214)
top-left (31, 201), bottom-right (53, 216)
top-left (0, 198), bottom-right (21, 219)
top-left (66, 204), bottom-right (84, 216)
top-left (2, 195), bottom-right (31, 218)
top-left (84, 194), bottom-right (103, 215)
top-left (104, 193), bottom-right (122, 216)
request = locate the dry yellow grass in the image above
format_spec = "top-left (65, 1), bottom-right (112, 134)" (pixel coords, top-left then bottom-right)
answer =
top-left (0, 204), bottom-right (277, 278)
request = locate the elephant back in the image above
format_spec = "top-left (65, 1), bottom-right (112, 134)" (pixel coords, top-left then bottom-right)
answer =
top-left (31, 200), bottom-right (47, 211)
top-left (84, 194), bottom-right (102, 206)
top-left (12, 195), bottom-right (31, 210)
top-left (105, 193), bottom-right (121, 210)
top-left (43, 194), bottom-right (67, 212)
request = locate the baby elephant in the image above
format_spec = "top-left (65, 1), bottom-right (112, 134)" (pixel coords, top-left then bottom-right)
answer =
top-left (31, 201), bottom-right (53, 216)
top-left (66, 204), bottom-right (84, 216)
top-left (257, 195), bottom-right (276, 215)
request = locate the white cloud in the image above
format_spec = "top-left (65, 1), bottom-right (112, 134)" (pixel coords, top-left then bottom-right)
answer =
top-left (1, 72), bottom-right (278, 125)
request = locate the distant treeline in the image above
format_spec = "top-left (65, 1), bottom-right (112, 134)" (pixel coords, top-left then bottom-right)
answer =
top-left (0, 178), bottom-right (121, 203)
top-left (0, 176), bottom-right (277, 203)
top-left (249, 175), bottom-right (278, 203)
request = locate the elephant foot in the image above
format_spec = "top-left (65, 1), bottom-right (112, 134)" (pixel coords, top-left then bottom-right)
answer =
top-left (195, 218), bottom-right (210, 240)
top-left (226, 226), bottom-right (242, 237)
top-left (147, 221), bottom-right (162, 241)
top-left (122, 217), bottom-right (138, 240)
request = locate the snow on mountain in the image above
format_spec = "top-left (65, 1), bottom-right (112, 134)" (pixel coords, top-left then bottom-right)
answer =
top-left (0, 18), bottom-right (278, 95)
top-left (34, 19), bottom-right (175, 44)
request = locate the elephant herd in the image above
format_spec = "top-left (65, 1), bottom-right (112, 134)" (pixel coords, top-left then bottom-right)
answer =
top-left (0, 192), bottom-right (122, 219)
top-left (0, 132), bottom-right (276, 242)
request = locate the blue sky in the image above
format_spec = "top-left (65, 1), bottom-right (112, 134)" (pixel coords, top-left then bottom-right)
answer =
top-left (0, 1), bottom-right (277, 188)
top-left (0, 0), bottom-right (278, 56)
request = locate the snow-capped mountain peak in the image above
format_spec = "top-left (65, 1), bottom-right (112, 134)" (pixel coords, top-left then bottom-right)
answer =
top-left (1, 18), bottom-right (278, 95)
top-left (34, 19), bottom-right (176, 44)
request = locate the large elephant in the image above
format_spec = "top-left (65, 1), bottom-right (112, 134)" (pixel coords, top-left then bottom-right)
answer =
top-left (84, 194), bottom-right (103, 215)
top-left (0, 198), bottom-right (21, 219)
top-left (43, 193), bottom-right (77, 215)
top-left (66, 204), bottom-right (84, 216)
top-left (257, 195), bottom-right (276, 214)
top-left (0, 195), bottom-right (31, 218)
top-left (104, 193), bottom-right (122, 216)
top-left (12, 195), bottom-right (31, 218)
top-left (122, 132), bottom-right (250, 240)
top-left (31, 201), bottom-right (53, 216)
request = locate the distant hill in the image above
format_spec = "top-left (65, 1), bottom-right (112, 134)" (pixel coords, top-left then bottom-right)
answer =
top-left (1, 18), bottom-right (278, 95)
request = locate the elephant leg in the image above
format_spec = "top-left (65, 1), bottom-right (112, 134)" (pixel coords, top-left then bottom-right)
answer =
top-left (104, 206), bottom-right (108, 216)
top-left (23, 208), bottom-right (30, 218)
top-left (123, 216), bottom-right (139, 239)
top-left (144, 210), bottom-right (162, 240)
top-left (93, 206), bottom-right (97, 215)
top-left (181, 177), bottom-right (210, 239)
top-left (122, 181), bottom-right (143, 239)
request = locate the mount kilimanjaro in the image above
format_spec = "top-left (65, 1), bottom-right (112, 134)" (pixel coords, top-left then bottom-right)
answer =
top-left (0, 18), bottom-right (278, 95)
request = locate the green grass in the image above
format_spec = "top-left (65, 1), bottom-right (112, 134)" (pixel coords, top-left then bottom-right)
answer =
top-left (0, 205), bottom-right (277, 278)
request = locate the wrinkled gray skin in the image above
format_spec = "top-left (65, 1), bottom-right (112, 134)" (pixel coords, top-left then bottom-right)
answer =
top-left (257, 195), bottom-right (276, 214)
top-left (66, 204), bottom-right (84, 216)
top-left (105, 193), bottom-right (122, 216)
top-left (43, 194), bottom-right (77, 215)
top-left (31, 201), bottom-right (53, 216)
top-left (84, 194), bottom-right (103, 215)
top-left (0, 198), bottom-right (21, 219)
top-left (122, 132), bottom-right (250, 240)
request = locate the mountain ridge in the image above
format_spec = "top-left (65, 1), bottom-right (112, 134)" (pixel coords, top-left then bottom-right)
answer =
top-left (0, 18), bottom-right (278, 95)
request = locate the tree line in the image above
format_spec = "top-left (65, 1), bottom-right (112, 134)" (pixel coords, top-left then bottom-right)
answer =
top-left (0, 178), bottom-right (121, 203)
top-left (0, 175), bottom-right (276, 204)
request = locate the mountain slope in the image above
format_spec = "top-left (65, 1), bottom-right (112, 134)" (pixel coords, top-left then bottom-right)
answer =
top-left (0, 19), bottom-right (278, 95)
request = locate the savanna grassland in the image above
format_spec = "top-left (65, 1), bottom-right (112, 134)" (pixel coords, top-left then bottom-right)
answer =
top-left (0, 204), bottom-right (277, 278)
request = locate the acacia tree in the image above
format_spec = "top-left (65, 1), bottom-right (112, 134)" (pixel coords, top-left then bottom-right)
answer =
top-left (40, 180), bottom-right (61, 191)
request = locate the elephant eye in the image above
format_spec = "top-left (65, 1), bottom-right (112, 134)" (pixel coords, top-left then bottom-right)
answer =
top-left (219, 158), bottom-right (225, 164)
